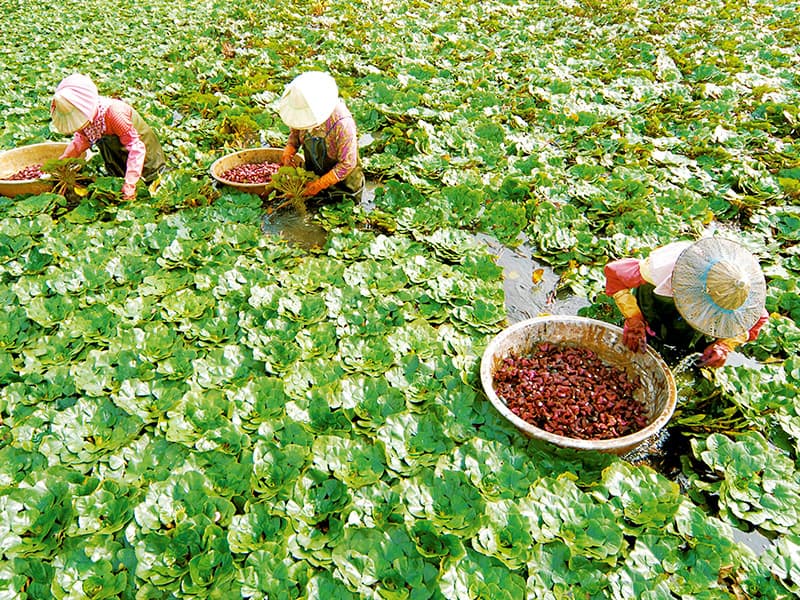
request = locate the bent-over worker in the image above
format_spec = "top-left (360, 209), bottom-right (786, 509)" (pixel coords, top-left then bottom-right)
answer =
top-left (51, 73), bottom-right (166, 201)
top-left (604, 237), bottom-right (769, 367)
top-left (277, 71), bottom-right (364, 203)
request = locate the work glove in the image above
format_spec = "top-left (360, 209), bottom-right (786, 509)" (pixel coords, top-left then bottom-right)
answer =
top-left (121, 182), bottom-right (136, 201)
top-left (303, 170), bottom-right (339, 197)
top-left (622, 314), bottom-right (649, 353)
top-left (281, 144), bottom-right (297, 166)
top-left (698, 340), bottom-right (733, 368)
top-left (612, 289), bottom-right (649, 352)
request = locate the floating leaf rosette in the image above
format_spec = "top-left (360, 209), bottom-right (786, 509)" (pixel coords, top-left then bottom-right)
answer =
top-left (0, 0), bottom-right (799, 596)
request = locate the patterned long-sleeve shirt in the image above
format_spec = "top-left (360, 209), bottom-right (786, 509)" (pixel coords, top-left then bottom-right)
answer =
top-left (61, 97), bottom-right (147, 187)
top-left (287, 100), bottom-right (358, 181)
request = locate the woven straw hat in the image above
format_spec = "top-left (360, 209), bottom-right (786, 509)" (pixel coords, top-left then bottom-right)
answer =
top-left (277, 71), bottom-right (339, 130)
top-left (51, 74), bottom-right (99, 134)
top-left (671, 237), bottom-right (766, 338)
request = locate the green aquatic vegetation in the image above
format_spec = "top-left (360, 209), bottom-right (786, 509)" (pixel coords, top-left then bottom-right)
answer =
top-left (688, 432), bottom-right (800, 535)
top-left (1, 0), bottom-right (800, 596)
top-left (760, 533), bottom-right (800, 596)
top-left (269, 166), bottom-right (318, 215)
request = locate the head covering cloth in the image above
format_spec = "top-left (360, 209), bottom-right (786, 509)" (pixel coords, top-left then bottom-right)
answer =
top-left (671, 237), bottom-right (767, 339)
top-left (51, 74), bottom-right (100, 134)
top-left (645, 241), bottom-right (694, 296)
top-left (277, 71), bottom-right (339, 130)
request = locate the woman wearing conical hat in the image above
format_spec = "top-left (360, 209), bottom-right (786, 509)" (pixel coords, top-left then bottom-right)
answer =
top-left (277, 71), bottom-right (364, 203)
top-left (50, 74), bottom-right (166, 201)
top-left (604, 238), bottom-right (769, 367)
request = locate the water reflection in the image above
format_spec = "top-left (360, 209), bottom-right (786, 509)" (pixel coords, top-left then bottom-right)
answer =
top-left (261, 207), bottom-right (328, 250)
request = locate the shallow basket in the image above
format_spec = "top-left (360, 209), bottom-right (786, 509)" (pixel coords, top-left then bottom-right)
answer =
top-left (209, 147), bottom-right (287, 196)
top-left (480, 316), bottom-right (677, 455)
top-left (0, 142), bottom-right (69, 197)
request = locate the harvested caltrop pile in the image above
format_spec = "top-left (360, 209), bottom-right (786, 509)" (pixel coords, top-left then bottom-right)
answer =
top-left (221, 161), bottom-right (281, 184)
top-left (493, 343), bottom-right (649, 440)
top-left (4, 164), bottom-right (44, 181)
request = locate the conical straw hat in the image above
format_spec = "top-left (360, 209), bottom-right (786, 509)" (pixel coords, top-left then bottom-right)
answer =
top-left (672, 237), bottom-right (766, 339)
top-left (277, 71), bottom-right (339, 130)
top-left (51, 95), bottom-right (90, 134)
top-left (50, 74), bottom-right (99, 134)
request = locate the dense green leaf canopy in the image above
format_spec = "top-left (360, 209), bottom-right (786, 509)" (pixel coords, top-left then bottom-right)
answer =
top-left (1, 0), bottom-right (800, 598)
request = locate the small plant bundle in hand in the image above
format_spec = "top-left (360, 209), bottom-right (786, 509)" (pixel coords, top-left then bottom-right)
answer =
top-left (42, 157), bottom-right (94, 200)
top-left (269, 166), bottom-right (317, 215)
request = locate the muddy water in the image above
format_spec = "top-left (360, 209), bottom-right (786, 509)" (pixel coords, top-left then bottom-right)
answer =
top-left (261, 182), bottom-right (589, 320)
top-left (261, 205), bottom-right (328, 250)
top-left (476, 233), bottom-right (591, 323)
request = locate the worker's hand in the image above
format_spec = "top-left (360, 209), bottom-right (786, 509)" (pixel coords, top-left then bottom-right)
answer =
top-left (303, 178), bottom-right (325, 197)
top-left (698, 340), bottom-right (732, 368)
top-left (281, 144), bottom-right (297, 166)
top-left (622, 314), bottom-right (649, 352)
top-left (303, 170), bottom-right (339, 197)
top-left (121, 182), bottom-right (136, 201)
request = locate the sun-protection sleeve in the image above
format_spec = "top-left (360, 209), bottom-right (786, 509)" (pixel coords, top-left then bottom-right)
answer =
top-left (604, 258), bottom-right (646, 296)
top-left (605, 258), bottom-right (648, 319)
top-left (281, 144), bottom-right (297, 166)
top-left (105, 100), bottom-right (147, 187)
top-left (303, 169), bottom-right (339, 197)
top-left (613, 289), bottom-right (643, 319)
top-left (326, 111), bottom-right (358, 181)
top-left (60, 131), bottom-right (91, 159)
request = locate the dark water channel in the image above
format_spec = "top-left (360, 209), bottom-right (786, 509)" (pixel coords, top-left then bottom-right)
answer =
top-left (261, 181), bottom-right (772, 556)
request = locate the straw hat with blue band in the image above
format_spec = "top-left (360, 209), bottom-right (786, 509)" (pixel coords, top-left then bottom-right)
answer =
top-left (671, 237), bottom-right (766, 339)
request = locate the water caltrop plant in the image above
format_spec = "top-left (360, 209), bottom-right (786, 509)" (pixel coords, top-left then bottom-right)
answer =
top-left (1, 0), bottom-right (800, 598)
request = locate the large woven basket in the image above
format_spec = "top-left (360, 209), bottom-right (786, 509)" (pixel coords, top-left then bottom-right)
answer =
top-left (480, 316), bottom-right (677, 455)
top-left (0, 142), bottom-right (69, 197)
top-left (209, 147), bottom-right (293, 196)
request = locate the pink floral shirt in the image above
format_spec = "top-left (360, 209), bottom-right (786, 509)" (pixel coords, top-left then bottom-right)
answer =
top-left (287, 100), bottom-right (358, 181)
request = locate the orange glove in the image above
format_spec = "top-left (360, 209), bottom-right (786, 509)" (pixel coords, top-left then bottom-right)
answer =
top-left (303, 170), bottom-right (339, 197)
top-left (622, 314), bottom-right (649, 353)
top-left (281, 144), bottom-right (297, 166)
top-left (698, 340), bottom-right (733, 368)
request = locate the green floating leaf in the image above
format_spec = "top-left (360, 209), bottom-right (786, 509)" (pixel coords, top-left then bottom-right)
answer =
top-left (760, 533), bottom-right (800, 595)
top-left (227, 503), bottom-right (287, 554)
top-left (312, 434), bottom-right (386, 488)
top-left (690, 431), bottom-right (800, 534)
top-left (0, 468), bottom-right (74, 559)
top-left (251, 438), bottom-right (310, 501)
top-left (597, 461), bottom-right (683, 529)
top-left (401, 469), bottom-right (485, 538)
top-left (330, 525), bottom-right (442, 599)
top-left (439, 548), bottom-right (526, 600)
top-left (52, 536), bottom-right (130, 599)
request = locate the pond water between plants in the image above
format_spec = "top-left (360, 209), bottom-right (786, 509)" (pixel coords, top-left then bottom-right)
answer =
top-left (261, 180), bottom-right (773, 556)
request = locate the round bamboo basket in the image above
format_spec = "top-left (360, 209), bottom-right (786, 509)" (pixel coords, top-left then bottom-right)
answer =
top-left (209, 147), bottom-right (294, 196)
top-left (480, 316), bottom-right (677, 455)
top-left (0, 142), bottom-right (69, 197)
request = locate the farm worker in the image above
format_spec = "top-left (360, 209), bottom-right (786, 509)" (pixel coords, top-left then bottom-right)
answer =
top-left (277, 71), bottom-right (365, 202)
top-left (604, 237), bottom-right (769, 367)
top-left (50, 74), bottom-right (166, 201)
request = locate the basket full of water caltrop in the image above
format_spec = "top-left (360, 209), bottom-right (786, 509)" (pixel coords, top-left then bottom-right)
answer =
top-left (480, 315), bottom-right (677, 455)
top-left (209, 147), bottom-right (302, 196)
top-left (0, 142), bottom-right (70, 197)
